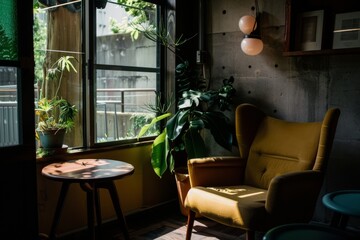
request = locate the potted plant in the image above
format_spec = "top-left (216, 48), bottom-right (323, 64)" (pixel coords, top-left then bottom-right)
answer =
top-left (134, 12), bottom-right (236, 214)
top-left (35, 55), bottom-right (78, 150)
top-left (139, 71), bottom-right (235, 176)
top-left (138, 74), bottom-right (235, 216)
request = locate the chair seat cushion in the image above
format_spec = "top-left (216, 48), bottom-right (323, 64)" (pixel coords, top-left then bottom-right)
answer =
top-left (185, 185), bottom-right (268, 230)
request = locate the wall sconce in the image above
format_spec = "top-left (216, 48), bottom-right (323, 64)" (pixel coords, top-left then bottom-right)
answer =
top-left (238, 0), bottom-right (263, 56)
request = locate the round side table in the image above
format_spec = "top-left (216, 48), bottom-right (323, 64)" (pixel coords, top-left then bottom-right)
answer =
top-left (42, 159), bottom-right (134, 240)
top-left (322, 190), bottom-right (360, 229)
top-left (263, 223), bottom-right (353, 240)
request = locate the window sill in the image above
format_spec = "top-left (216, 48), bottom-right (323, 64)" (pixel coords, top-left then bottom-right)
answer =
top-left (36, 139), bottom-right (154, 164)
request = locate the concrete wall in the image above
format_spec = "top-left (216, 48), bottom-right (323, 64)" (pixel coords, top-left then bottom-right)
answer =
top-left (206, 0), bottom-right (360, 229)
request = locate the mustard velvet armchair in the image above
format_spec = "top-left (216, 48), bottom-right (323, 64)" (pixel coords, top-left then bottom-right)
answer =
top-left (184, 103), bottom-right (340, 240)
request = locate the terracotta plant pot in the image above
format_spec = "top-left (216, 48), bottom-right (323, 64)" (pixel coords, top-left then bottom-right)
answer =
top-left (174, 167), bottom-right (201, 218)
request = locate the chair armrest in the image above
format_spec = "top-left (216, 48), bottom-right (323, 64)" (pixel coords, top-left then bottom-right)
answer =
top-left (187, 156), bottom-right (246, 187)
top-left (265, 170), bottom-right (324, 221)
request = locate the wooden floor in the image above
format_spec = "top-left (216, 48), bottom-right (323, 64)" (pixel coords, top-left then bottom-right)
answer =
top-left (39, 199), bottom-right (360, 240)
top-left (54, 200), bottom-right (264, 240)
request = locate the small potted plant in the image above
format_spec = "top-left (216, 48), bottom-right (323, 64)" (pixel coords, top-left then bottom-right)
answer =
top-left (35, 97), bottom-right (77, 148)
top-left (35, 55), bottom-right (78, 149)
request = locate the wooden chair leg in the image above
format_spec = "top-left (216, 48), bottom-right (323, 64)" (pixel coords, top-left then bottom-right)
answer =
top-left (246, 230), bottom-right (255, 240)
top-left (186, 210), bottom-right (196, 240)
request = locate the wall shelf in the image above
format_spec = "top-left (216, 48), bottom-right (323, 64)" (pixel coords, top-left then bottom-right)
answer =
top-left (283, 48), bottom-right (360, 57)
top-left (284, 0), bottom-right (360, 56)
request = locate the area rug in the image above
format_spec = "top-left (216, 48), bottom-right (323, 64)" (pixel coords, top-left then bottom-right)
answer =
top-left (115, 217), bottom-right (246, 240)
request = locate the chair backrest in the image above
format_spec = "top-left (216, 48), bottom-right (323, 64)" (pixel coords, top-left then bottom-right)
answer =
top-left (235, 103), bottom-right (340, 189)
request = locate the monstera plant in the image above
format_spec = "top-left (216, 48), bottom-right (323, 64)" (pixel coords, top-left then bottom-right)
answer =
top-left (138, 76), bottom-right (236, 178)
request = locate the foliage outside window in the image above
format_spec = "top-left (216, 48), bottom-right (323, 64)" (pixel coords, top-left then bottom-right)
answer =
top-left (33, 0), bottom-right (83, 151)
top-left (0, 0), bottom-right (18, 147)
top-left (31, 0), bottom-right (162, 153)
top-left (94, 0), bottom-right (160, 144)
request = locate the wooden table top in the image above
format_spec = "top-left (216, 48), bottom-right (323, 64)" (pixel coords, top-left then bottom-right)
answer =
top-left (41, 159), bottom-right (135, 182)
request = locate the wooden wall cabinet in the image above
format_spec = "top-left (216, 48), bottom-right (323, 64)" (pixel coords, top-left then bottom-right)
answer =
top-left (284, 0), bottom-right (360, 56)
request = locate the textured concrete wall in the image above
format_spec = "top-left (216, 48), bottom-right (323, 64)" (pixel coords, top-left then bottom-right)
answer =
top-left (206, 0), bottom-right (360, 229)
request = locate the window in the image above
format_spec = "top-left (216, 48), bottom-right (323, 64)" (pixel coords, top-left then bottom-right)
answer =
top-left (33, 0), bottom-right (162, 151)
top-left (92, 0), bottom-right (160, 144)
top-left (34, 0), bottom-right (83, 149)
top-left (0, 0), bottom-right (19, 146)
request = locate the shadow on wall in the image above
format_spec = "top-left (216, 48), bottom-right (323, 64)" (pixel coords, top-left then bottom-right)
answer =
top-left (314, 140), bottom-right (360, 229)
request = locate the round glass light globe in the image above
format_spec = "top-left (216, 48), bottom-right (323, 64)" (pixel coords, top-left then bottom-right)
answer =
top-left (239, 15), bottom-right (256, 35)
top-left (241, 37), bottom-right (264, 56)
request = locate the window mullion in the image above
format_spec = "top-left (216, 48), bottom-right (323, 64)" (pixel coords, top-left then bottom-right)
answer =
top-left (85, 0), bottom-right (97, 147)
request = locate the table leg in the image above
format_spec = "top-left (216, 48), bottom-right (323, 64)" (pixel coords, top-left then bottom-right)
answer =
top-left (81, 182), bottom-right (96, 240)
top-left (94, 185), bottom-right (102, 236)
top-left (49, 182), bottom-right (70, 240)
top-left (330, 212), bottom-right (342, 227)
top-left (338, 214), bottom-right (349, 229)
top-left (330, 212), bottom-right (349, 229)
top-left (106, 181), bottom-right (130, 240)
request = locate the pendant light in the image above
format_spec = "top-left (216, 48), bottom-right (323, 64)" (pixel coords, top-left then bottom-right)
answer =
top-left (238, 0), bottom-right (263, 56)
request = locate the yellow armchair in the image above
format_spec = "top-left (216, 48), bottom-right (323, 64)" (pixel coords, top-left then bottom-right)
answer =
top-left (185, 103), bottom-right (340, 240)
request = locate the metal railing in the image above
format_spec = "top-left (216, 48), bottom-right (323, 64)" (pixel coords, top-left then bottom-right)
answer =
top-left (0, 102), bottom-right (18, 147)
top-left (0, 86), bottom-right (156, 146)
top-left (96, 88), bottom-right (156, 141)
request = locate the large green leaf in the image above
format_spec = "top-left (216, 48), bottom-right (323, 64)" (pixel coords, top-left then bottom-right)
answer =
top-left (199, 90), bottom-right (217, 103)
top-left (151, 130), bottom-right (167, 178)
top-left (167, 149), bottom-right (176, 173)
top-left (166, 109), bottom-right (190, 142)
top-left (184, 127), bottom-right (207, 159)
top-left (137, 112), bottom-right (171, 139)
top-left (202, 111), bottom-right (233, 151)
top-left (177, 90), bottom-right (204, 110)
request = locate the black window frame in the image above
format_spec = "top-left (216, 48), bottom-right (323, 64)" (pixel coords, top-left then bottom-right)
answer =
top-left (0, 0), bottom-right (35, 150)
top-left (85, 0), bottom-right (165, 147)
top-left (0, 1), bottom-right (39, 238)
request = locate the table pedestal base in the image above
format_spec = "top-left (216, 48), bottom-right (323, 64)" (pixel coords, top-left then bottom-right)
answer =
top-left (263, 223), bottom-right (353, 240)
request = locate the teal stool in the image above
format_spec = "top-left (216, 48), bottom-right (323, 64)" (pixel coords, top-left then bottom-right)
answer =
top-left (263, 223), bottom-right (353, 240)
top-left (322, 190), bottom-right (360, 229)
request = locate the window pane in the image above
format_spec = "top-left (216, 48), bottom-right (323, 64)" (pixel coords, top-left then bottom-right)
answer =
top-left (96, 70), bottom-right (157, 142)
top-left (0, 67), bottom-right (18, 146)
top-left (0, 0), bottom-right (19, 147)
top-left (95, 1), bottom-right (159, 144)
top-left (0, 0), bottom-right (18, 61)
top-left (96, 1), bottom-right (157, 68)
top-left (34, 2), bottom-right (83, 150)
